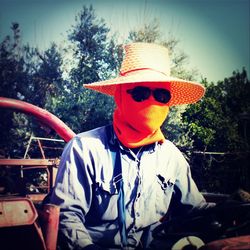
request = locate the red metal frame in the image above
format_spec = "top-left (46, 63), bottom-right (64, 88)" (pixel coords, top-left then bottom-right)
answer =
top-left (0, 159), bottom-right (59, 166)
top-left (0, 197), bottom-right (59, 250)
top-left (0, 197), bottom-right (38, 227)
top-left (0, 97), bottom-right (74, 250)
top-left (0, 97), bottom-right (75, 142)
top-left (0, 158), bottom-right (59, 202)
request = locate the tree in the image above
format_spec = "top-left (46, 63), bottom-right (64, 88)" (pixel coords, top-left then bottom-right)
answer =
top-left (53, 5), bottom-right (122, 133)
top-left (0, 23), bottom-right (32, 157)
top-left (27, 43), bottom-right (64, 108)
top-left (0, 6), bottom-right (123, 156)
top-left (0, 23), bottom-right (66, 157)
top-left (182, 69), bottom-right (250, 193)
top-left (182, 69), bottom-right (250, 152)
top-left (0, 23), bottom-right (29, 100)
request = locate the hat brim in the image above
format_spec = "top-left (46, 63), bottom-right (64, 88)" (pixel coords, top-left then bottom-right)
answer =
top-left (83, 70), bottom-right (205, 106)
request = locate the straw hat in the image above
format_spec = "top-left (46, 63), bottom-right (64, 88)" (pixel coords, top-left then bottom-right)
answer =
top-left (83, 42), bottom-right (205, 106)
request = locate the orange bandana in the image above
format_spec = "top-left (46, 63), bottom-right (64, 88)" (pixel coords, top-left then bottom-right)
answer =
top-left (113, 84), bottom-right (169, 148)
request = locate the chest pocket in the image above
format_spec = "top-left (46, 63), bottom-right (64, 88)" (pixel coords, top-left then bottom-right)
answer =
top-left (93, 179), bottom-right (119, 221)
top-left (155, 173), bottom-right (176, 217)
top-left (156, 174), bottom-right (175, 191)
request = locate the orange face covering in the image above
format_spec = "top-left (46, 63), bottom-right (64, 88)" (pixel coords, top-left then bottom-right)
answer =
top-left (113, 83), bottom-right (170, 148)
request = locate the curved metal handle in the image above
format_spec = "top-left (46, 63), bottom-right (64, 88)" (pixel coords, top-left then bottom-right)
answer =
top-left (0, 97), bottom-right (76, 142)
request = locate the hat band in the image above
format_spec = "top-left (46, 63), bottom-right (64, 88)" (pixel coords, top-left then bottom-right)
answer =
top-left (120, 68), bottom-right (169, 77)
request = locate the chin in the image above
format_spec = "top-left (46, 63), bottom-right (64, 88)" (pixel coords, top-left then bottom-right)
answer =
top-left (137, 125), bottom-right (159, 134)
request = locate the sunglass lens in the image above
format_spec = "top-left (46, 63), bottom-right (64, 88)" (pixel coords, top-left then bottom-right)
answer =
top-left (153, 89), bottom-right (171, 104)
top-left (129, 86), bottom-right (151, 102)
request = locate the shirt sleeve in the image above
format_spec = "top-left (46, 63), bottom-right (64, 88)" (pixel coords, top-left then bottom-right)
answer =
top-left (49, 137), bottom-right (95, 249)
top-left (170, 152), bottom-right (212, 216)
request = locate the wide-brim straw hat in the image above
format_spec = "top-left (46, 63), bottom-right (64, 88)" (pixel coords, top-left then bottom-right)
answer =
top-left (83, 42), bottom-right (205, 106)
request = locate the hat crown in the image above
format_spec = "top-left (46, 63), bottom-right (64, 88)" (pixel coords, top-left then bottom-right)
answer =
top-left (120, 43), bottom-right (170, 76)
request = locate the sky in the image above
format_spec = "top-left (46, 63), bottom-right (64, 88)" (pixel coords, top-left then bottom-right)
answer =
top-left (0, 0), bottom-right (249, 83)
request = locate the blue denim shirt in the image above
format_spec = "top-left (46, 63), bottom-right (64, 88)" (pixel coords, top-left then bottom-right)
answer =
top-left (50, 124), bottom-right (207, 249)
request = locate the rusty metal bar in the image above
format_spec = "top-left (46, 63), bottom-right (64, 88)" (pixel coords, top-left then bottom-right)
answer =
top-left (26, 193), bottom-right (47, 203)
top-left (23, 134), bottom-right (34, 159)
top-left (30, 137), bottom-right (64, 142)
top-left (21, 165), bottom-right (49, 170)
top-left (37, 139), bottom-right (46, 159)
top-left (0, 159), bottom-right (58, 166)
top-left (0, 197), bottom-right (38, 227)
top-left (0, 97), bottom-right (75, 142)
top-left (38, 204), bottom-right (60, 250)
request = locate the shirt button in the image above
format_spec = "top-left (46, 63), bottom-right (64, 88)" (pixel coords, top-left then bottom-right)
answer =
top-left (136, 212), bottom-right (140, 217)
top-left (127, 234), bottom-right (138, 246)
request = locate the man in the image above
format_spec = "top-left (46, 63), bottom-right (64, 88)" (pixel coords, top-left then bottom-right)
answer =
top-left (50, 43), bottom-right (209, 249)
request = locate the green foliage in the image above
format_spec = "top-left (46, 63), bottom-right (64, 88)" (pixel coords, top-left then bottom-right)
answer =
top-left (68, 5), bottom-right (121, 85)
top-left (182, 69), bottom-right (250, 152)
top-left (0, 24), bottom-right (65, 157)
top-left (0, 23), bottom-right (29, 100)
top-left (128, 19), bottom-right (161, 43)
top-left (0, 23), bottom-right (31, 157)
top-left (182, 70), bottom-right (250, 193)
top-left (52, 5), bottom-right (121, 133)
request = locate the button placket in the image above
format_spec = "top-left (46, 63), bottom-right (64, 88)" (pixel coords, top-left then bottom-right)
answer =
top-left (123, 149), bottom-right (145, 243)
top-left (127, 233), bottom-right (139, 248)
top-left (133, 159), bottom-right (142, 231)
